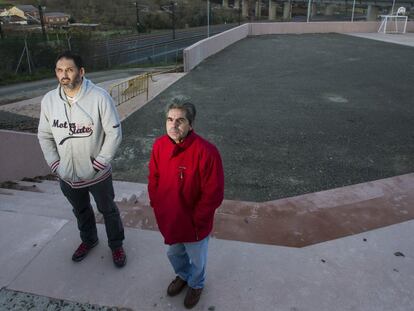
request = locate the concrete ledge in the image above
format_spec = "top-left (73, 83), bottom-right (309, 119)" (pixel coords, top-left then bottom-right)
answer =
top-left (184, 24), bottom-right (249, 72)
top-left (0, 130), bottom-right (49, 182)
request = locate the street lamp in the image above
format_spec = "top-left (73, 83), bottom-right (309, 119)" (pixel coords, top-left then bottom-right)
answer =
top-left (134, 2), bottom-right (148, 33)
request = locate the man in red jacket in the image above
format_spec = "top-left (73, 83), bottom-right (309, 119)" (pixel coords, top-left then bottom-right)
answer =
top-left (148, 101), bottom-right (224, 309)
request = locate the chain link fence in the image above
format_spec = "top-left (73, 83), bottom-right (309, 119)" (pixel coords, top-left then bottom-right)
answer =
top-left (0, 24), bottom-right (236, 84)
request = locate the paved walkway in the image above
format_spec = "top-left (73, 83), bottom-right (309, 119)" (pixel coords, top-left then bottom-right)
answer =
top-left (1, 178), bottom-right (414, 311)
top-left (347, 32), bottom-right (414, 47)
top-left (0, 72), bottom-right (186, 122)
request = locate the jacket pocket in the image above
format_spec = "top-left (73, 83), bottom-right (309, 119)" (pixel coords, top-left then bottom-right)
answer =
top-left (56, 158), bottom-right (72, 180)
top-left (74, 155), bottom-right (97, 180)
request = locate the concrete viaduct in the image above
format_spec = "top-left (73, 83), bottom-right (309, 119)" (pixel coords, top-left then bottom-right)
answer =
top-left (220, 0), bottom-right (413, 21)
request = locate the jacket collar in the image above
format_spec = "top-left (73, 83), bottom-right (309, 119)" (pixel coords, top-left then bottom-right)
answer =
top-left (170, 130), bottom-right (196, 157)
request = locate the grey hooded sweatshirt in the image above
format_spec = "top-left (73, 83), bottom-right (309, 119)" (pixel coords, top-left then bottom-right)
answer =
top-left (38, 78), bottom-right (122, 188)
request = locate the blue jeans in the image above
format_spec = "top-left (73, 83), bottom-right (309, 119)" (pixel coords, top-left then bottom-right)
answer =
top-left (167, 236), bottom-right (210, 289)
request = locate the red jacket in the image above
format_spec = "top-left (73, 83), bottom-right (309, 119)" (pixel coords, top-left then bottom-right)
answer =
top-left (148, 131), bottom-right (224, 245)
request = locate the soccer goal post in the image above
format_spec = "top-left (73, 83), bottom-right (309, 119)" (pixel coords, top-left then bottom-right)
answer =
top-left (378, 15), bottom-right (408, 34)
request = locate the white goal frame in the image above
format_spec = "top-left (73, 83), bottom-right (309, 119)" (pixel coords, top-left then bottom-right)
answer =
top-left (378, 14), bottom-right (408, 34)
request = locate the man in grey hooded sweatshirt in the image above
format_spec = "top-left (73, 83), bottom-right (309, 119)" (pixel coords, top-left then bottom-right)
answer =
top-left (38, 51), bottom-right (126, 267)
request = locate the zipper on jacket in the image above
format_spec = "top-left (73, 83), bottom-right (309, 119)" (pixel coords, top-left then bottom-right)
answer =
top-left (178, 166), bottom-right (186, 182)
top-left (63, 100), bottom-right (77, 181)
top-left (190, 218), bottom-right (199, 241)
top-left (179, 165), bottom-right (198, 240)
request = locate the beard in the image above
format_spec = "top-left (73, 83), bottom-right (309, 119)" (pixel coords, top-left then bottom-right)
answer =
top-left (60, 76), bottom-right (82, 90)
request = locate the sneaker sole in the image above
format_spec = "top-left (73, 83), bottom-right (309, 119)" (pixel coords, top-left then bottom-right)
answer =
top-left (114, 256), bottom-right (127, 268)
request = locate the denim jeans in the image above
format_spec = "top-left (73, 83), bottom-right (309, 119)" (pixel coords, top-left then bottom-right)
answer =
top-left (167, 236), bottom-right (210, 289)
top-left (60, 175), bottom-right (124, 250)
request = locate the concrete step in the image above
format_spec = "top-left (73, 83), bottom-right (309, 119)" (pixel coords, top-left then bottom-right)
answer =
top-left (3, 174), bottom-right (414, 248)
top-left (0, 179), bottom-right (149, 227)
top-left (112, 179), bottom-right (147, 203)
top-left (1, 179), bottom-right (147, 203)
top-left (2, 212), bottom-right (414, 311)
top-left (0, 188), bottom-right (73, 220)
top-left (10, 179), bottom-right (62, 195)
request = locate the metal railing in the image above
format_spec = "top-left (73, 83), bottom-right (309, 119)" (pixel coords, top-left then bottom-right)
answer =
top-left (110, 73), bottom-right (149, 106)
top-left (109, 66), bottom-right (182, 106)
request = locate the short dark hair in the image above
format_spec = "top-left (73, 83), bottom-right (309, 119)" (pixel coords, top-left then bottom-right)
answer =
top-left (166, 99), bottom-right (196, 126)
top-left (55, 51), bottom-right (84, 69)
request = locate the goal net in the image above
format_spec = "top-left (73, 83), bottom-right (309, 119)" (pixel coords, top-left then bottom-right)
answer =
top-left (378, 15), bottom-right (408, 34)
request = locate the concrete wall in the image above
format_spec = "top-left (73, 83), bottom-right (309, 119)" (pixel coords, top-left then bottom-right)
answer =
top-left (0, 130), bottom-right (49, 182)
top-left (183, 21), bottom-right (414, 72)
top-left (250, 21), bottom-right (381, 35)
top-left (183, 24), bottom-right (249, 72)
top-left (407, 21), bottom-right (414, 32)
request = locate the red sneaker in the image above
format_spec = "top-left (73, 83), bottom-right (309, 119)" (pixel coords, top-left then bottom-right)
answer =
top-left (112, 246), bottom-right (127, 268)
top-left (72, 240), bottom-right (98, 262)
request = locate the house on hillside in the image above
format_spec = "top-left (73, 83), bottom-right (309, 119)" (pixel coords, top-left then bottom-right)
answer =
top-left (1, 6), bottom-right (71, 28)
top-left (0, 14), bottom-right (27, 25)
top-left (1, 5), bottom-right (40, 24)
top-left (43, 12), bottom-right (70, 26)
top-left (8, 5), bottom-right (39, 21)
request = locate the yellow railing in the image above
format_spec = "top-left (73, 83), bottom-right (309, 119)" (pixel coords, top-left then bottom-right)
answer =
top-left (109, 66), bottom-right (183, 106)
top-left (110, 73), bottom-right (149, 106)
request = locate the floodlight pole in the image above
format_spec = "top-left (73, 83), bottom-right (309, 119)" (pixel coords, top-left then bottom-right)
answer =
top-left (306, 0), bottom-right (312, 23)
top-left (351, 0), bottom-right (356, 22)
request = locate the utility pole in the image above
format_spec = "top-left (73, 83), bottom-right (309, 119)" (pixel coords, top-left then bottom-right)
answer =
top-left (38, 4), bottom-right (46, 39)
top-left (171, 1), bottom-right (176, 40)
top-left (135, 1), bottom-right (140, 33)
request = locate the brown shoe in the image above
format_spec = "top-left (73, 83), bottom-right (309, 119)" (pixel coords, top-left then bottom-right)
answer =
top-left (184, 287), bottom-right (203, 309)
top-left (167, 276), bottom-right (187, 296)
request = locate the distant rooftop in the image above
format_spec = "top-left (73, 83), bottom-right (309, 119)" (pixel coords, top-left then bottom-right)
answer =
top-left (15, 5), bottom-right (37, 12)
top-left (43, 12), bottom-right (70, 17)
